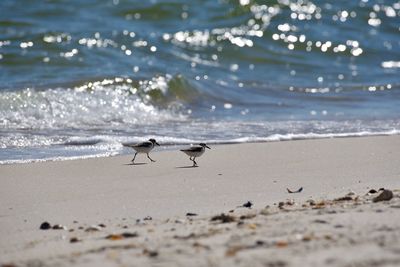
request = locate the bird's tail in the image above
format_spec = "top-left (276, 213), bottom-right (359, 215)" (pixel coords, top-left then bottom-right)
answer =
top-left (122, 143), bottom-right (135, 148)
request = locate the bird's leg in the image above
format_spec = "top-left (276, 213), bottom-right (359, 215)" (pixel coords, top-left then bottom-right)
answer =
top-left (189, 157), bottom-right (195, 166)
top-left (147, 153), bottom-right (156, 162)
top-left (192, 157), bottom-right (198, 167)
top-left (131, 152), bottom-right (138, 163)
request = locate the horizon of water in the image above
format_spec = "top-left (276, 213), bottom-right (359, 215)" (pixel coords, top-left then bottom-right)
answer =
top-left (1, 0), bottom-right (399, 164)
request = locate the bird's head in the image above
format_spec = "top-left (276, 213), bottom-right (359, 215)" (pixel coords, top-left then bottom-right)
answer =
top-left (199, 143), bottom-right (211, 149)
top-left (149, 139), bottom-right (160, 146)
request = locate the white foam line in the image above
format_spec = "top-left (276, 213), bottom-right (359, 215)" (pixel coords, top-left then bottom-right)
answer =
top-left (205, 129), bottom-right (400, 144)
top-left (0, 151), bottom-right (120, 165)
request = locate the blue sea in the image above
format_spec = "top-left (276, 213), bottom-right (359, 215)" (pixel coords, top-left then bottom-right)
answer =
top-left (1, 0), bottom-right (399, 164)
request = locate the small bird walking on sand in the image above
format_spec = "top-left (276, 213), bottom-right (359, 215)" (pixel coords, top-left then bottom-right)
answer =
top-left (127, 138), bottom-right (160, 163)
top-left (180, 143), bottom-right (210, 167)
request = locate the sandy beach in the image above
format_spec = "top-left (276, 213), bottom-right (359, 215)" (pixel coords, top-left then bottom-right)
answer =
top-left (1, 135), bottom-right (400, 266)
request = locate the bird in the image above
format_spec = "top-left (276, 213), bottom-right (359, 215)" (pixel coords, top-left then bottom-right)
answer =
top-left (180, 143), bottom-right (210, 167)
top-left (126, 138), bottom-right (160, 163)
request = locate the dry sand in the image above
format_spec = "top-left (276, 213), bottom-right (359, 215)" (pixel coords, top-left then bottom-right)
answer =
top-left (1, 135), bottom-right (400, 266)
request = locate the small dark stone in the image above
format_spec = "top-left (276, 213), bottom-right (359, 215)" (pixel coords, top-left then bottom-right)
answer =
top-left (369, 189), bottom-right (378, 194)
top-left (373, 189), bottom-right (393, 202)
top-left (40, 222), bottom-right (51, 230)
top-left (122, 232), bottom-right (138, 238)
top-left (255, 240), bottom-right (265, 246)
top-left (98, 223), bottom-right (106, 228)
top-left (186, 213), bottom-right (198, 217)
top-left (278, 202), bottom-right (285, 208)
top-left (52, 224), bottom-right (65, 230)
top-left (379, 187), bottom-right (385, 191)
top-left (229, 209), bottom-right (235, 213)
top-left (242, 201), bottom-right (253, 209)
top-left (143, 216), bottom-right (152, 221)
top-left (70, 238), bottom-right (80, 243)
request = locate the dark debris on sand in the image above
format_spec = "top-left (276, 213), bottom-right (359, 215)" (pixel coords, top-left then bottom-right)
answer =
top-left (373, 189), bottom-right (393, 202)
top-left (237, 201), bottom-right (253, 209)
top-left (105, 232), bottom-right (138, 240)
top-left (211, 213), bottom-right (236, 223)
top-left (287, 187), bottom-right (303, 193)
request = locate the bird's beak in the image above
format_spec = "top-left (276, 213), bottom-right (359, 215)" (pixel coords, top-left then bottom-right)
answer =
top-left (206, 145), bottom-right (211, 149)
top-left (156, 142), bottom-right (160, 146)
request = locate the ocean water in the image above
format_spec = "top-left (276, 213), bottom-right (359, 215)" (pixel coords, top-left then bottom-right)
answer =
top-left (0, 0), bottom-right (399, 164)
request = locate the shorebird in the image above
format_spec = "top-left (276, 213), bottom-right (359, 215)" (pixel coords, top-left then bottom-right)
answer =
top-left (127, 138), bottom-right (160, 163)
top-left (180, 143), bottom-right (210, 167)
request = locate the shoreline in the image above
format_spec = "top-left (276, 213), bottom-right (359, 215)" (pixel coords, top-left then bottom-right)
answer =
top-left (2, 131), bottom-right (400, 165)
top-left (1, 135), bottom-right (400, 265)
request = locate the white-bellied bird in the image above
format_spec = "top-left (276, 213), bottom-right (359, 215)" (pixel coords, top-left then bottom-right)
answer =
top-left (180, 143), bottom-right (210, 167)
top-left (127, 138), bottom-right (160, 163)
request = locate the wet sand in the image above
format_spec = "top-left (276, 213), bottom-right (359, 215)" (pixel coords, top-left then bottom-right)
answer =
top-left (1, 135), bottom-right (400, 266)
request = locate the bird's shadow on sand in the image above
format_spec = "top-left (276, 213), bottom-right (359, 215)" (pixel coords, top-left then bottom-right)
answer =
top-left (175, 165), bottom-right (199, 169)
top-left (124, 162), bottom-right (148, 166)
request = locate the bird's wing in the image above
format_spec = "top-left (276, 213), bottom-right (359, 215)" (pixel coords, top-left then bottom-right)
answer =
top-left (136, 142), bottom-right (152, 148)
top-left (131, 141), bottom-right (152, 148)
top-left (180, 146), bottom-right (202, 152)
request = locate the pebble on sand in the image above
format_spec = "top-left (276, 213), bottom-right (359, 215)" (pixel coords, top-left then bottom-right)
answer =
top-left (39, 222), bottom-right (51, 230)
top-left (52, 224), bottom-right (67, 230)
top-left (373, 189), bottom-right (393, 202)
top-left (70, 237), bottom-right (81, 243)
top-left (241, 201), bottom-right (253, 209)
